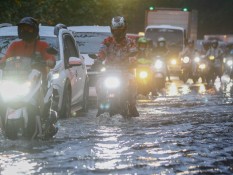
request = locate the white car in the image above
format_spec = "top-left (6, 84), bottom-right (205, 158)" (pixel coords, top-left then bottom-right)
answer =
top-left (68, 26), bottom-right (111, 88)
top-left (0, 24), bottom-right (89, 118)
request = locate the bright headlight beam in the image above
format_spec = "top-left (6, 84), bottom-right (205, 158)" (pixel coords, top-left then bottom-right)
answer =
top-left (183, 56), bottom-right (190, 63)
top-left (104, 77), bottom-right (120, 89)
top-left (0, 81), bottom-right (31, 101)
top-left (139, 71), bottom-right (148, 79)
top-left (154, 60), bottom-right (163, 69)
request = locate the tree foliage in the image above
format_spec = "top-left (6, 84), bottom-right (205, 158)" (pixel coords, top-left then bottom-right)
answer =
top-left (0, 0), bottom-right (233, 38)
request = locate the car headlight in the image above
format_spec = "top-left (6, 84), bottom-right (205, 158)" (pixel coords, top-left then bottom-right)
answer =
top-left (0, 81), bottom-right (31, 101)
top-left (227, 60), bottom-right (233, 66)
top-left (223, 58), bottom-right (226, 63)
top-left (199, 64), bottom-right (206, 69)
top-left (139, 71), bottom-right (148, 79)
top-left (209, 56), bottom-right (215, 60)
top-left (154, 60), bottom-right (163, 69)
top-left (104, 77), bottom-right (120, 89)
top-left (182, 56), bottom-right (190, 63)
top-left (194, 57), bottom-right (200, 63)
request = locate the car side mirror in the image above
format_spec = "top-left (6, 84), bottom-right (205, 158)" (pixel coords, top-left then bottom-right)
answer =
top-left (69, 57), bottom-right (82, 66)
top-left (47, 47), bottom-right (58, 55)
top-left (88, 54), bottom-right (98, 59)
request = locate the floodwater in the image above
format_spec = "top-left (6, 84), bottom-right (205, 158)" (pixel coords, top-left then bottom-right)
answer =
top-left (0, 76), bottom-right (233, 175)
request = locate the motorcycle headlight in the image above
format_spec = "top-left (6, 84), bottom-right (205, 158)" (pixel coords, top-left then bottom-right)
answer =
top-left (0, 81), bottom-right (31, 101)
top-left (139, 71), bottom-right (148, 79)
top-left (209, 56), bottom-right (215, 60)
top-left (171, 59), bottom-right (177, 65)
top-left (199, 64), bottom-right (206, 69)
top-left (227, 60), bottom-right (233, 66)
top-left (183, 56), bottom-right (190, 63)
top-left (154, 60), bottom-right (163, 69)
top-left (100, 67), bottom-right (106, 72)
top-left (104, 77), bottom-right (120, 89)
top-left (194, 57), bottom-right (200, 63)
top-left (223, 58), bottom-right (226, 63)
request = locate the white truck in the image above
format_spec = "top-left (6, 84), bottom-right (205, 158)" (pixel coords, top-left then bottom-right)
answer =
top-left (144, 8), bottom-right (198, 74)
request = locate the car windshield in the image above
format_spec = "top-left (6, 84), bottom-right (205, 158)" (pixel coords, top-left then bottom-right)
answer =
top-left (0, 36), bottom-right (60, 61)
top-left (145, 28), bottom-right (184, 51)
top-left (72, 32), bottom-right (111, 54)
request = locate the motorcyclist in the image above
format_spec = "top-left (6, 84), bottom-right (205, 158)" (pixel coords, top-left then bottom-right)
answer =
top-left (0, 17), bottom-right (57, 136)
top-left (137, 37), bottom-right (153, 64)
top-left (205, 39), bottom-right (224, 81)
top-left (180, 39), bottom-right (197, 58)
top-left (97, 16), bottom-right (139, 117)
top-left (0, 17), bottom-right (55, 68)
top-left (153, 37), bottom-right (171, 82)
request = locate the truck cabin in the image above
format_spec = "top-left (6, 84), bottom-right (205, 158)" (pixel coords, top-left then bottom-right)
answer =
top-left (145, 25), bottom-right (186, 54)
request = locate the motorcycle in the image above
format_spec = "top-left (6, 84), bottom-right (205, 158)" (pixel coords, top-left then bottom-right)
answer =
top-left (153, 55), bottom-right (167, 90)
top-left (180, 52), bottom-right (201, 83)
top-left (96, 63), bottom-right (136, 117)
top-left (205, 54), bottom-right (223, 84)
top-left (136, 58), bottom-right (155, 96)
top-left (0, 56), bottom-right (58, 140)
top-left (223, 50), bottom-right (233, 80)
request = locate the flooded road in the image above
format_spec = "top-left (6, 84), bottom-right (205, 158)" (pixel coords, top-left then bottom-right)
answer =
top-left (0, 76), bottom-right (233, 175)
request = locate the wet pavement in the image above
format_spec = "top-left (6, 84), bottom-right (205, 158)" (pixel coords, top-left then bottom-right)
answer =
top-left (0, 76), bottom-right (233, 175)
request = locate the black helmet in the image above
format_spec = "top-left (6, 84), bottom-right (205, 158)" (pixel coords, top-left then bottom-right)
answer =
top-left (110, 16), bottom-right (127, 43)
top-left (18, 17), bottom-right (39, 42)
top-left (211, 39), bottom-right (218, 48)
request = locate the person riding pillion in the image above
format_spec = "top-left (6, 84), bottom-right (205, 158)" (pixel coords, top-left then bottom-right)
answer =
top-left (97, 16), bottom-right (139, 117)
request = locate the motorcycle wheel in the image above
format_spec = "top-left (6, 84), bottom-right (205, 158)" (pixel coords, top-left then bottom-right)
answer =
top-left (5, 119), bottom-right (19, 140)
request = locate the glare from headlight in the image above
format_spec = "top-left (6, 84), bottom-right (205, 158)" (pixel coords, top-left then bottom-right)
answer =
top-left (227, 60), bottom-right (233, 66)
top-left (52, 73), bottom-right (60, 80)
top-left (104, 77), bottom-right (120, 89)
top-left (223, 58), bottom-right (226, 63)
top-left (0, 81), bottom-right (31, 101)
top-left (171, 59), bottom-right (177, 65)
top-left (183, 56), bottom-right (190, 63)
top-left (209, 56), bottom-right (215, 60)
top-left (101, 67), bottom-right (106, 72)
top-left (194, 57), bottom-right (200, 62)
top-left (139, 71), bottom-right (148, 79)
top-left (199, 64), bottom-right (206, 69)
top-left (154, 60), bottom-right (163, 69)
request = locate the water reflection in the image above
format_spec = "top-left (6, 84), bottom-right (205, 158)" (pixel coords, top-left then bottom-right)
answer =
top-left (0, 153), bottom-right (38, 175)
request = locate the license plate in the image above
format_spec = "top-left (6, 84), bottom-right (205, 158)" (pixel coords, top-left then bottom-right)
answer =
top-left (7, 108), bottom-right (23, 120)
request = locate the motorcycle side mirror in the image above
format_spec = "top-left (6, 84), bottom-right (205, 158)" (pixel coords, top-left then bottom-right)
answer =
top-left (88, 54), bottom-right (98, 59)
top-left (46, 47), bottom-right (58, 55)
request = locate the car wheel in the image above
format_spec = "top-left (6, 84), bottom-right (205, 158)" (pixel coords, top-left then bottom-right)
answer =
top-left (59, 82), bottom-right (71, 118)
top-left (82, 79), bottom-right (89, 112)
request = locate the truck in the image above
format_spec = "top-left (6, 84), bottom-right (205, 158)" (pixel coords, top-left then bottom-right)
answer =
top-left (144, 8), bottom-right (198, 74)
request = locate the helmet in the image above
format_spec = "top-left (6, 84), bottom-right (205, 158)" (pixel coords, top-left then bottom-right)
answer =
top-left (187, 39), bottom-right (194, 48)
top-left (18, 17), bottom-right (39, 42)
top-left (110, 16), bottom-right (127, 43)
top-left (202, 40), bottom-right (210, 51)
top-left (211, 39), bottom-right (218, 48)
top-left (157, 37), bottom-right (166, 47)
top-left (137, 37), bottom-right (148, 51)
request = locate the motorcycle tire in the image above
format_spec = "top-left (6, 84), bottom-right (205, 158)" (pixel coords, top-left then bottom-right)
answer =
top-left (59, 82), bottom-right (71, 118)
top-left (5, 119), bottom-right (19, 140)
top-left (82, 79), bottom-right (89, 112)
